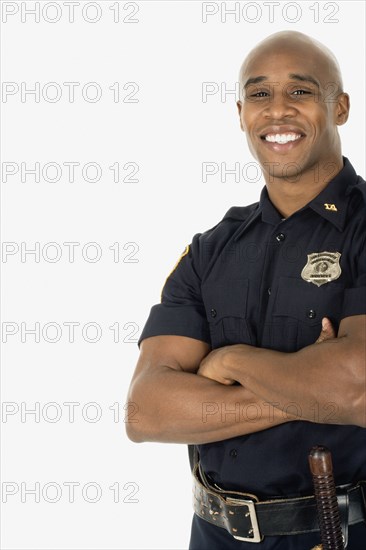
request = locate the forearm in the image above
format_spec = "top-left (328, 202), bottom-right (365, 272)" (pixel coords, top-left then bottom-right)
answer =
top-left (226, 337), bottom-right (365, 426)
top-left (126, 367), bottom-right (293, 444)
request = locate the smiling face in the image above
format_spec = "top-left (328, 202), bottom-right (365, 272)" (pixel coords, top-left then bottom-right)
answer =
top-left (237, 34), bottom-right (349, 183)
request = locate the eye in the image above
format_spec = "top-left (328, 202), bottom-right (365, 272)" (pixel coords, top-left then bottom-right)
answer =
top-left (291, 89), bottom-right (312, 96)
top-left (249, 91), bottom-right (269, 98)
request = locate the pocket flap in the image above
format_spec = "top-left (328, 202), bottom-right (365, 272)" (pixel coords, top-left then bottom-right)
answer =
top-left (273, 276), bottom-right (344, 325)
top-left (202, 278), bottom-right (249, 322)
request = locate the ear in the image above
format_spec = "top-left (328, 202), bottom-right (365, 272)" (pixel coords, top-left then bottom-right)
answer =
top-left (335, 93), bottom-right (350, 126)
top-left (236, 100), bottom-right (244, 131)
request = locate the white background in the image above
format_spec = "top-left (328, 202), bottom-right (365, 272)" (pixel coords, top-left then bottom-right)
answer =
top-left (1, 1), bottom-right (365, 549)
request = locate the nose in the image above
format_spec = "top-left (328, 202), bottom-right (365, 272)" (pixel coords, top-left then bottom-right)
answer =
top-left (264, 90), bottom-right (298, 119)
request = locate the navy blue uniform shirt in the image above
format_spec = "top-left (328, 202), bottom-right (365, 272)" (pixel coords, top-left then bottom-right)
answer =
top-left (139, 157), bottom-right (366, 546)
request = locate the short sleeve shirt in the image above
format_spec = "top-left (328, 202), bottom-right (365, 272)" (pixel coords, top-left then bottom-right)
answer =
top-left (139, 157), bottom-right (366, 498)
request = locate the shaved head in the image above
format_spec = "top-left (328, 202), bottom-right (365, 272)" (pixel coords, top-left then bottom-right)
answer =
top-left (238, 31), bottom-right (343, 100)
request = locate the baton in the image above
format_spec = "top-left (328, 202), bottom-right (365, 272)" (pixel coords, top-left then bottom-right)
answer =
top-left (308, 446), bottom-right (344, 549)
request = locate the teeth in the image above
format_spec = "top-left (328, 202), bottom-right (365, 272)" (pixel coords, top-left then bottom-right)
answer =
top-left (265, 133), bottom-right (301, 144)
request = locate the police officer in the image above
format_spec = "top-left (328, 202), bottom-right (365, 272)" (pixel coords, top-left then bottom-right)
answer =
top-left (126, 31), bottom-right (366, 549)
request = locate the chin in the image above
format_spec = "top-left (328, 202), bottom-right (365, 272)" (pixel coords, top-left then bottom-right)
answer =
top-left (256, 155), bottom-right (304, 182)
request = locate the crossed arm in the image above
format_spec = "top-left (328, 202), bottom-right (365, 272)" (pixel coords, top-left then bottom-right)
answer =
top-left (126, 315), bottom-right (365, 445)
top-left (126, 333), bottom-right (290, 444)
top-left (198, 315), bottom-right (366, 429)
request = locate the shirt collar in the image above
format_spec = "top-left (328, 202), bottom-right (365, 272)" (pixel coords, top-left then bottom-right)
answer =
top-left (307, 157), bottom-right (358, 230)
top-left (234, 157), bottom-right (360, 241)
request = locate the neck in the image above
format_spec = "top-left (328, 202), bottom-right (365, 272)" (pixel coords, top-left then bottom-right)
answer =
top-left (263, 158), bottom-right (344, 218)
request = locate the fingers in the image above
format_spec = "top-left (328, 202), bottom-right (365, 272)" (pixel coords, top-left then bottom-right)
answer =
top-left (315, 317), bottom-right (336, 344)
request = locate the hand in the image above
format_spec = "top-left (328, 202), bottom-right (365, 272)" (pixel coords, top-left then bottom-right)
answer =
top-left (197, 345), bottom-right (239, 385)
top-left (315, 317), bottom-right (336, 343)
top-left (197, 317), bottom-right (336, 385)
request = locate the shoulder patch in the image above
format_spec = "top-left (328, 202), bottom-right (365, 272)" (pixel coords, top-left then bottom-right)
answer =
top-left (161, 245), bottom-right (190, 301)
top-left (167, 245), bottom-right (190, 278)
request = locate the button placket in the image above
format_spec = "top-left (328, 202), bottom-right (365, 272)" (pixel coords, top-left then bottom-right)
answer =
top-left (275, 233), bottom-right (286, 242)
top-left (307, 309), bottom-right (316, 319)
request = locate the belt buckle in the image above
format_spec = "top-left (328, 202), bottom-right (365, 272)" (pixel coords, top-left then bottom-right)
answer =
top-left (226, 496), bottom-right (262, 543)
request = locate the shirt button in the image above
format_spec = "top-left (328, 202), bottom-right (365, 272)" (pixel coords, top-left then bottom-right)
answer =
top-left (276, 233), bottom-right (286, 242)
top-left (229, 449), bottom-right (238, 458)
top-left (210, 308), bottom-right (217, 318)
top-left (267, 287), bottom-right (271, 295)
top-left (307, 309), bottom-right (316, 319)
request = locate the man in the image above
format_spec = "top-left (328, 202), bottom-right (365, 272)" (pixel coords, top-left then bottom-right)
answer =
top-left (126, 31), bottom-right (366, 549)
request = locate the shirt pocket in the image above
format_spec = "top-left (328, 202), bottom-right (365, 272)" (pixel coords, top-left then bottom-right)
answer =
top-left (201, 278), bottom-right (253, 348)
top-left (271, 276), bottom-right (345, 351)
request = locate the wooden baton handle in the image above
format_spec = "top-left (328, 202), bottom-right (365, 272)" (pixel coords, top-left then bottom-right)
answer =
top-left (308, 446), bottom-right (344, 549)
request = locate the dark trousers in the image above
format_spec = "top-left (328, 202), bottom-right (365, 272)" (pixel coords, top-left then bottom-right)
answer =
top-left (189, 514), bottom-right (366, 549)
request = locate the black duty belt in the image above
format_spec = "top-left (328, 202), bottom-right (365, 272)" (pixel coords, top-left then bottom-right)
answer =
top-left (192, 462), bottom-right (366, 543)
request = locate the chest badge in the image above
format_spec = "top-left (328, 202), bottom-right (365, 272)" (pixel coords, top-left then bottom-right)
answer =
top-left (301, 252), bottom-right (342, 287)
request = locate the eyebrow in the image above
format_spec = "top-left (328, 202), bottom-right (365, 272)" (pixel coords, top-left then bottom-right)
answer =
top-left (244, 76), bottom-right (267, 88)
top-left (244, 73), bottom-right (320, 89)
top-left (288, 73), bottom-right (320, 88)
